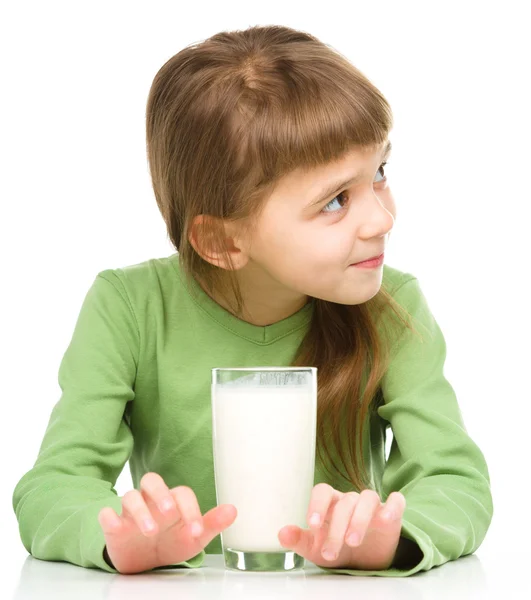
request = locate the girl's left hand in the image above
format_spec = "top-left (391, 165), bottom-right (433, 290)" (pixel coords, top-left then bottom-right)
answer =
top-left (278, 484), bottom-right (406, 570)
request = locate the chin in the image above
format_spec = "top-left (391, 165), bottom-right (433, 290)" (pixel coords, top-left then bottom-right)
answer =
top-left (344, 284), bottom-right (383, 305)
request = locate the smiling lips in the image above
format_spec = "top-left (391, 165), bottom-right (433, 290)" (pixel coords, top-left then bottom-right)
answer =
top-left (351, 252), bottom-right (384, 266)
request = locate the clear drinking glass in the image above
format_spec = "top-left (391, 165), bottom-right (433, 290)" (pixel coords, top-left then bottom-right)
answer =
top-left (211, 367), bottom-right (318, 572)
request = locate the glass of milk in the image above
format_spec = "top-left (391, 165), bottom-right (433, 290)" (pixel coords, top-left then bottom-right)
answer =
top-left (211, 366), bottom-right (317, 572)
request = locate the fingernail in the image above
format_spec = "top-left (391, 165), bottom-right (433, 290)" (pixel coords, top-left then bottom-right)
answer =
top-left (142, 518), bottom-right (156, 532)
top-left (322, 548), bottom-right (337, 561)
top-left (347, 533), bottom-right (360, 546)
top-left (382, 510), bottom-right (395, 521)
top-left (309, 513), bottom-right (321, 527)
top-left (190, 521), bottom-right (203, 537)
top-left (159, 499), bottom-right (174, 513)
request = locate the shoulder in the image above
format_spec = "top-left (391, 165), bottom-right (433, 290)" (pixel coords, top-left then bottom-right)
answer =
top-left (379, 264), bottom-right (439, 350)
top-left (382, 263), bottom-right (418, 298)
top-left (95, 253), bottom-right (179, 308)
top-left (377, 264), bottom-right (424, 339)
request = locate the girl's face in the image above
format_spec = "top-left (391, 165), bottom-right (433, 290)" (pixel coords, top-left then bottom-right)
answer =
top-left (234, 140), bottom-right (395, 309)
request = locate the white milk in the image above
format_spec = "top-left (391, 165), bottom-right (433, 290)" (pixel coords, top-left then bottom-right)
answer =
top-left (212, 382), bottom-right (317, 552)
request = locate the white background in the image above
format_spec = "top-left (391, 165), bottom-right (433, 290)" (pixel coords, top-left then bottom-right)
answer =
top-left (1, 1), bottom-right (530, 597)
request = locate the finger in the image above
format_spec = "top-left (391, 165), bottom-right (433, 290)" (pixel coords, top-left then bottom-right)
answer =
top-left (380, 491), bottom-right (407, 522)
top-left (121, 489), bottom-right (158, 537)
top-left (306, 483), bottom-right (343, 530)
top-left (140, 472), bottom-right (176, 518)
top-left (345, 489), bottom-right (383, 547)
top-left (320, 492), bottom-right (359, 559)
top-left (279, 510), bottom-right (335, 559)
top-left (169, 486), bottom-right (204, 538)
top-left (98, 506), bottom-right (123, 536)
top-left (194, 504), bottom-right (238, 547)
top-left (278, 524), bottom-right (317, 560)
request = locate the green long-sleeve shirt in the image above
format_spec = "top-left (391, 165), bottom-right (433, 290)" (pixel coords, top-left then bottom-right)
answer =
top-left (12, 252), bottom-right (493, 576)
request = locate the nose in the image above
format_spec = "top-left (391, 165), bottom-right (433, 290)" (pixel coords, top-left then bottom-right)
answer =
top-left (355, 190), bottom-right (395, 237)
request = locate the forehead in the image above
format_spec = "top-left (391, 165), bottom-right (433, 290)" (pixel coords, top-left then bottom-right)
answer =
top-left (269, 142), bottom-right (385, 202)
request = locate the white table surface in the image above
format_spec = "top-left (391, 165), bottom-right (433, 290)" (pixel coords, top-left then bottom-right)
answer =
top-left (8, 547), bottom-right (523, 600)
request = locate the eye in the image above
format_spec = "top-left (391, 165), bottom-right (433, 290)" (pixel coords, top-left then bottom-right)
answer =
top-left (320, 161), bottom-right (388, 215)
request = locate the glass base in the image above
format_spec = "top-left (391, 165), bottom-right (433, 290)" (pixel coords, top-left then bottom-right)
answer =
top-left (223, 547), bottom-right (305, 572)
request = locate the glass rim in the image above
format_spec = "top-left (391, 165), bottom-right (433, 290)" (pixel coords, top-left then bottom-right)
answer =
top-left (212, 367), bottom-right (317, 373)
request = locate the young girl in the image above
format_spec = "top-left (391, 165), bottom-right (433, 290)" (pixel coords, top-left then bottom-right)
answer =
top-left (12, 24), bottom-right (493, 577)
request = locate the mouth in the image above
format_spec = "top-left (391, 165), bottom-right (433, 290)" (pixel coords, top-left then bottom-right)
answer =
top-left (350, 252), bottom-right (385, 268)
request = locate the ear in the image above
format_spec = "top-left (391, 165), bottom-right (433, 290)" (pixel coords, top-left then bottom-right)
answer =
top-left (188, 214), bottom-right (250, 270)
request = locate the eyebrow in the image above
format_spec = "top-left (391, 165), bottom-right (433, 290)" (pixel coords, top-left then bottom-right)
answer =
top-left (304, 140), bottom-right (392, 210)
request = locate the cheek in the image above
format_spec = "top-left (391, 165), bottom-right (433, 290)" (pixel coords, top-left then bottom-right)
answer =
top-left (259, 213), bottom-right (345, 271)
top-left (262, 225), bottom-right (329, 269)
top-left (272, 229), bottom-right (313, 262)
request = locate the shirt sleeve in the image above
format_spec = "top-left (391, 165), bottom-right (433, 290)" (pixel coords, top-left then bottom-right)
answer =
top-left (317, 276), bottom-right (494, 577)
top-left (12, 270), bottom-right (205, 573)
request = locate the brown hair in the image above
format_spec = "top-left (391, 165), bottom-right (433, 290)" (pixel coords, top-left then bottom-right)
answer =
top-left (146, 24), bottom-right (421, 492)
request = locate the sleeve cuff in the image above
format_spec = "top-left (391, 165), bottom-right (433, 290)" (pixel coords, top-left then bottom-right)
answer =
top-left (81, 496), bottom-right (206, 573)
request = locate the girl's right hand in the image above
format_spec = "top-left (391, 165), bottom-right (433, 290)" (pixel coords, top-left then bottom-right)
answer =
top-left (97, 472), bottom-right (237, 574)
